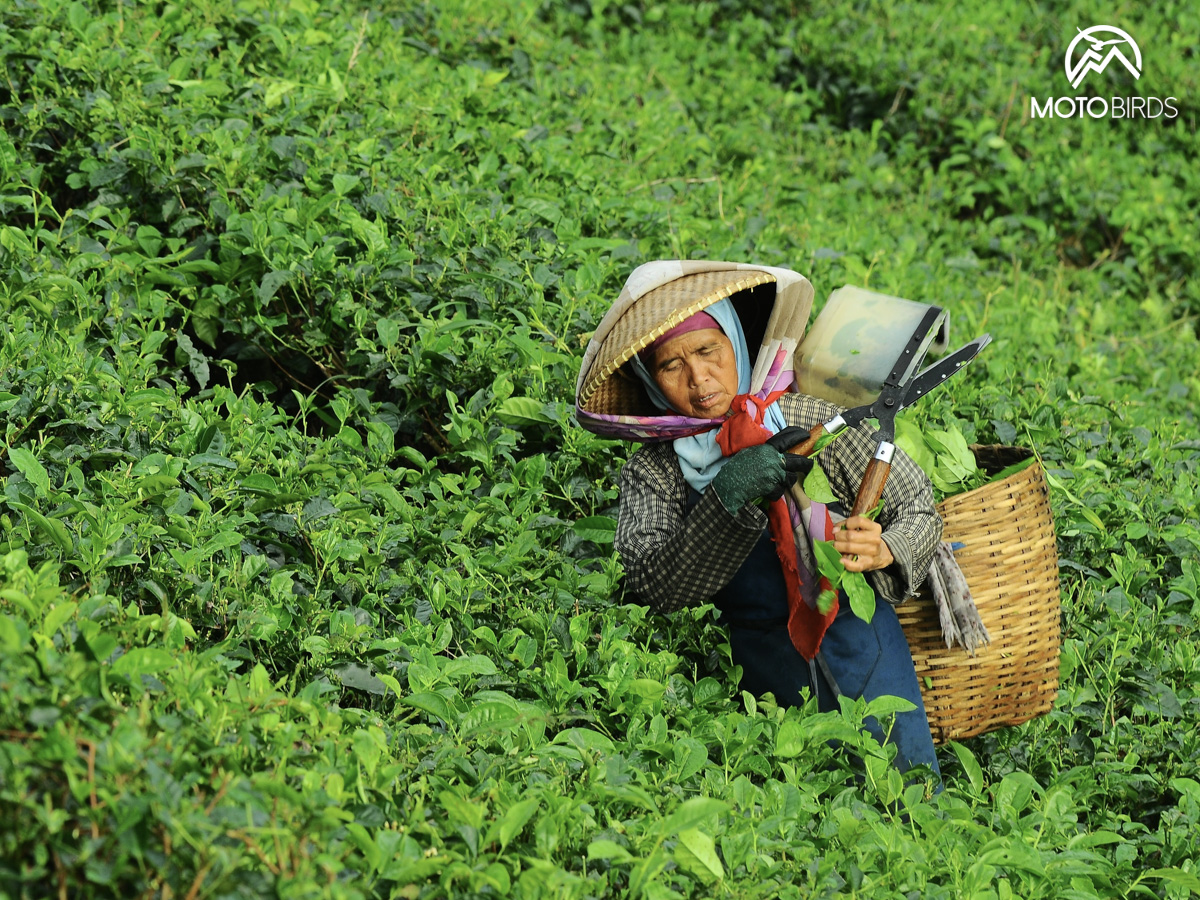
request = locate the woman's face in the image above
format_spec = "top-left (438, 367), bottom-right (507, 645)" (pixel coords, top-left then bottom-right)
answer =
top-left (650, 328), bottom-right (739, 418)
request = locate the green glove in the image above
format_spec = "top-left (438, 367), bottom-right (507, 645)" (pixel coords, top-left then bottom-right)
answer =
top-left (712, 442), bottom-right (810, 513)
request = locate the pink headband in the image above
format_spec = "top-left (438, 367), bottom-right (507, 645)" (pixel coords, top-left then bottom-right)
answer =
top-left (639, 310), bottom-right (721, 359)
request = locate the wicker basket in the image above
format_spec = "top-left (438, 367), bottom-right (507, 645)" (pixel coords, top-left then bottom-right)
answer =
top-left (897, 445), bottom-right (1062, 744)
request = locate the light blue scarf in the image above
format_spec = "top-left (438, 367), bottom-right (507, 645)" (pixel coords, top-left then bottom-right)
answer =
top-left (631, 299), bottom-right (786, 492)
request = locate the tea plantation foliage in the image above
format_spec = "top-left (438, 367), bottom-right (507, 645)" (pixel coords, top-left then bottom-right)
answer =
top-left (2, 1), bottom-right (1199, 897)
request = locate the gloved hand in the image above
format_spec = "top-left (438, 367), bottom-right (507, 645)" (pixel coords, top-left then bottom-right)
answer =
top-left (712, 430), bottom-right (813, 513)
top-left (765, 426), bottom-right (815, 500)
top-left (765, 426), bottom-right (817, 462)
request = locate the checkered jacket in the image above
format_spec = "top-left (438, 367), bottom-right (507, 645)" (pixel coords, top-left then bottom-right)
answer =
top-left (615, 393), bottom-right (942, 614)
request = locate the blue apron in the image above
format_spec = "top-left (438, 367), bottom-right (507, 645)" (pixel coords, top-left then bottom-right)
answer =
top-left (711, 525), bottom-right (941, 779)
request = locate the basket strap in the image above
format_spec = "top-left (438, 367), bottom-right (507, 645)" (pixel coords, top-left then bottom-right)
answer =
top-left (815, 652), bottom-right (843, 699)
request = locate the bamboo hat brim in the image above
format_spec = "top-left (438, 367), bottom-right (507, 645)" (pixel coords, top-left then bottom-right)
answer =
top-left (578, 269), bottom-right (777, 416)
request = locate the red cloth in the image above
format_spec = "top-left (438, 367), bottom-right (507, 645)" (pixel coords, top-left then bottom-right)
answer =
top-left (716, 393), bottom-right (838, 660)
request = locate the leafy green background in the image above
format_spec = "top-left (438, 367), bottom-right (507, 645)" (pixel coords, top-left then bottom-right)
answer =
top-left (1, 1), bottom-right (1198, 897)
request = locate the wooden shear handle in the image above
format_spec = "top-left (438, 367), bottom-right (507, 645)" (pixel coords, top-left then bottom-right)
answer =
top-left (850, 446), bottom-right (894, 518)
top-left (785, 423), bottom-right (826, 458)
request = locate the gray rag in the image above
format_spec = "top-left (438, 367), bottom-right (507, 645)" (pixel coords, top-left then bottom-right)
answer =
top-left (927, 541), bottom-right (990, 655)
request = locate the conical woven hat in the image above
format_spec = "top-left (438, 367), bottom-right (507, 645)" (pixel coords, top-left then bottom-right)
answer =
top-left (576, 261), bottom-right (813, 423)
top-left (578, 269), bottom-right (775, 414)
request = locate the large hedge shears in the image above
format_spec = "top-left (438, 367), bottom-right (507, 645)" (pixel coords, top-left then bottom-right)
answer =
top-left (787, 312), bottom-right (992, 515)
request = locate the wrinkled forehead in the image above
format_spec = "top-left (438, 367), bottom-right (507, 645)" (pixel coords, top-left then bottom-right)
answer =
top-left (651, 327), bottom-right (732, 366)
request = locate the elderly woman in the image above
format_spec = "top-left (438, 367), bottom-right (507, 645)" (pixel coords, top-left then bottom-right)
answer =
top-left (576, 262), bottom-right (942, 780)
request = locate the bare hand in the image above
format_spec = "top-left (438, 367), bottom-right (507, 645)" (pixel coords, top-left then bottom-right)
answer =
top-left (832, 516), bottom-right (895, 573)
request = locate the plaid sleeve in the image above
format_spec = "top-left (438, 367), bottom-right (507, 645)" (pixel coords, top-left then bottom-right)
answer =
top-left (615, 443), bottom-right (768, 614)
top-left (778, 394), bottom-right (943, 604)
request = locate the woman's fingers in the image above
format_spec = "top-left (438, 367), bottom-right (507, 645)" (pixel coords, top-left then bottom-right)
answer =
top-left (832, 516), bottom-right (881, 547)
top-left (832, 516), bottom-right (894, 571)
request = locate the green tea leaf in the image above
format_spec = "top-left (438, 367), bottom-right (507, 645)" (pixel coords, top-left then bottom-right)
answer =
top-left (402, 692), bottom-right (457, 724)
top-left (442, 655), bottom-right (497, 680)
top-left (1169, 777), bottom-right (1200, 804)
top-left (174, 331), bottom-right (210, 389)
top-left (552, 728), bottom-right (615, 754)
top-left (495, 798), bottom-right (539, 851)
top-left (0, 615), bottom-right (25, 652)
top-left (812, 430), bottom-right (844, 454)
top-left (660, 797), bottom-right (727, 837)
top-left (864, 694), bottom-right (916, 719)
top-left (518, 197), bottom-right (563, 224)
top-left (1146, 868), bottom-right (1200, 892)
top-left (816, 589), bottom-right (838, 614)
top-left (802, 460), bottom-right (837, 503)
top-left (336, 663), bottom-right (386, 695)
top-left (843, 571), bottom-right (876, 623)
top-left (628, 678), bottom-right (666, 702)
top-left (674, 738), bottom-right (708, 781)
top-left (202, 530), bottom-right (243, 555)
top-left (496, 397), bottom-right (555, 426)
top-left (376, 317), bottom-right (401, 349)
top-left (332, 173), bottom-right (360, 195)
top-left (8, 448), bottom-right (51, 497)
top-left (112, 648), bottom-right (175, 678)
top-left (774, 719), bottom-right (806, 758)
top-left (587, 840), bottom-right (634, 862)
top-left (675, 828), bottom-right (724, 883)
top-left (258, 269), bottom-right (293, 303)
top-left (894, 417), bottom-right (935, 477)
top-left (573, 515), bottom-right (616, 544)
top-left (812, 540), bottom-right (844, 587)
top-left (193, 315), bottom-right (219, 347)
top-left (376, 672), bottom-right (403, 699)
top-left (948, 742), bottom-right (985, 794)
top-left (988, 456), bottom-right (1036, 483)
top-left (239, 473), bottom-right (280, 494)
top-left (460, 700), bottom-right (522, 736)
top-left (926, 426), bottom-right (979, 479)
top-left (9, 502), bottom-right (72, 553)
top-left (975, 838), bottom-right (1044, 874)
top-left (41, 602), bottom-right (77, 638)
top-left (188, 452), bottom-right (236, 471)
top-left (1067, 831), bottom-right (1125, 850)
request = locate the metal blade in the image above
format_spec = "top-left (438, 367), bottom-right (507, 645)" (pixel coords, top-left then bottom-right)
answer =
top-left (897, 334), bottom-right (993, 412)
top-left (834, 333), bottom-right (992, 432)
top-left (885, 305), bottom-right (947, 388)
top-left (835, 402), bottom-right (874, 432)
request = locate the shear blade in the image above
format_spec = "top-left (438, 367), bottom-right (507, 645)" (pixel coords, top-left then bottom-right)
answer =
top-left (898, 334), bottom-right (993, 412)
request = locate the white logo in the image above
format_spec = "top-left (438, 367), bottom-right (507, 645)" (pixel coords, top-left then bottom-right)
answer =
top-left (1065, 26), bottom-right (1142, 89)
top-left (1031, 24), bottom-right (1173, 121)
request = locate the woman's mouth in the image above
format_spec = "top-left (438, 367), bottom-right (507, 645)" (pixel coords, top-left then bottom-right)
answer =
top-left (694, 392), bottom-right (720, 409)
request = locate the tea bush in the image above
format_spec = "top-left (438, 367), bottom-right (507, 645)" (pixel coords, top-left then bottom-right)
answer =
top-left (2, 0), bottom-right (1198, 897)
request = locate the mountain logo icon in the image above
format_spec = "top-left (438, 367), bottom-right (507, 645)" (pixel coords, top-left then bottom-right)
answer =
top-left (1065, 26), bottom-right (1142, 89)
